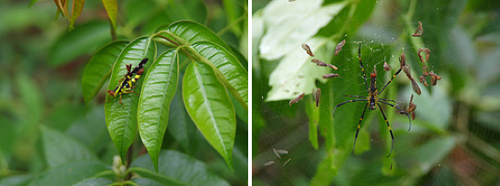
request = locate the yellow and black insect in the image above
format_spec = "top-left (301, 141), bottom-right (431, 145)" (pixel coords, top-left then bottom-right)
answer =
top-left (333, 44), bottom-right (411, 158)
top-left (107, 58), bottom-right (149, 105)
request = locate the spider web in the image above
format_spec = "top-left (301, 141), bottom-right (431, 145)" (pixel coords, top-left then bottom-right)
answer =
top-left (253, 0), bottom-right (500, 185)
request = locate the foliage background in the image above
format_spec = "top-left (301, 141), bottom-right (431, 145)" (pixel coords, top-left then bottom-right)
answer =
top-left (252, 0), bottom-right (500, 185)
top-left (0, 0), bottom-right (247, 185)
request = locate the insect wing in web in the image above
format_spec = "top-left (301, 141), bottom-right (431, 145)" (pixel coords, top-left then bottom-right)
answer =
top-left (335, 39), bottom-right (346, 55)
top-left (289, 92), bottom-right (305, 106)
top-left (322, 73), bottom-right (339, 79)
top-left (312, 88), bottom-right (321, 107)
top-left (332, 44), bottom-right (412, 158)
top-left (383, 61), bottom-right (391, 71)
top-left (301, 44), bottom-right (314, 57)
top-left (412, 21), bottom-right (423, 37)
top-left (402, 65), bottom-right (422, 95)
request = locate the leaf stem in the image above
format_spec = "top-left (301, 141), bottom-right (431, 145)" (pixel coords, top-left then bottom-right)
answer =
top-left (110, 20), bottom-right (117, 41)
top-left (217, 12), bottom-right (247, 36)
top-left (154, 34), bottom-right (181, 47)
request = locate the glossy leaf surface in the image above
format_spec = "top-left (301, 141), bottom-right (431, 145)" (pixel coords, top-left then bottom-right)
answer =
top-left (182, 62), bottom-right (235, 169)
top-left (105, 36), bottom-right (156, 162)
top-left (137, 49), bottom-right (179, 172)
top-left (192, 41), bottom-right (248, 107)
top-left (157, 21), bottom-right (248, 108)
top-left (166, 78), bottom-right (198, 153)
top-left (164, 21), bottom-right (231, 52)
top-left (81, 40), bottom-right (128, 104)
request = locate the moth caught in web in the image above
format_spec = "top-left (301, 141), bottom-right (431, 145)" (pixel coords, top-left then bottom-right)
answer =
top-left (333, 43), bottom-right (412, 158)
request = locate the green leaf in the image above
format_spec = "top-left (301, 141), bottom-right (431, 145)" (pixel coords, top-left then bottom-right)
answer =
top-left (41, 126), bottom-right (97, 168)
top-left (0, 116), bottom-right (16, 155)
top-left (66, 107), bottom-right (109, 153)
top-left (305, 96), bottom-right (319, 150)
top-left (0, 174), bottom-right (33, 186)
top-left (317, 71), bottom-right (335, 151)
top-left (163, 0), bottom-right (207, 24)
top-left (182, 62), bottom-right (235, 169)
top-left (49, 21), bottom-right (111, 67)
top-left (82, 40), bottom-right (128, 104)
top-left (72, 177), bottom-right (112, 186)
top-left (130, 150), bottom-right (230, 186)
top-left (137, 49), bottom-right (179, 172)
top-left (132, 178), bottom-right (164, 186)
top-left (222, 0), bottom-right (243, 36)
top-left (192, 41), bottom-right (248, 107)
top-left (156, 21), bottom-right (248, 107)
top-left (28, 161), bottom-right (108, 186)
top-left (29, 0), bottom-right (40, 7)
top-left (122, 0), bottom-right (156, 29)
top-left (130, 167), bottom-right (187, 186)
top-left (317, 0), bottom-right (377, 37)
top-left (160, 20), bottom-right (233, 53)
top-left (166, 77), bottom-right (198, 153)
top-left (413, 136), bottom-right (457, 175)
top-left (229, 44), bottom-right (248, 70)
top-left (401, 80), bottom-right (452, 131)
top-left (101, 0), bottom-right (118, 30)
top-left (69, 0), bottom-right (85, 29)
top-left (310, 152), bottom-right (336, 186)
top-left (105, 36), bottom-right (156, 163)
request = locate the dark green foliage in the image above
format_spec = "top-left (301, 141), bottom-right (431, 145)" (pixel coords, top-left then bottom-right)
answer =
top-left (0, 0), bottom-right (247, 185)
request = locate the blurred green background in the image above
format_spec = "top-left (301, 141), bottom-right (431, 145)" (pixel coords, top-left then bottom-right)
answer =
top-left (253, 0), bottom-right (500, 185)
top-left (0, 0), bottom-right (247, 185)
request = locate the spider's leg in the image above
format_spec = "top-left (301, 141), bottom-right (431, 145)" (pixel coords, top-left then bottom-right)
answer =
top-left (358, 43), bottom-right (369, 92)
top-left (377, 103), bottom-right (394, 158)
top-left (379, 100), bottom-right (412, 131)
top-left (352, 103), bottom-right (369, 155)
top-left (379, 62), bottom-right (403, 95)
top-left (379, 98), bottom-right (396, 103)
top-left (333, 99), bottom-right (368, 117)
top-left (344, 95), bottom-right (364, 98)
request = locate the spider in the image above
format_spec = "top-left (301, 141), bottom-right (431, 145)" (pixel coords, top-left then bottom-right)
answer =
top-left (333, 43), bottom-right (411, 158)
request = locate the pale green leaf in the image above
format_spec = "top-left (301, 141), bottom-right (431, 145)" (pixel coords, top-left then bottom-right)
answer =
top-left (101, 0), bottom-right (118, 30)
top-left (137, 49), bottom-right (178, 172)
top-left (182, 62), bottom-right (235, 169)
